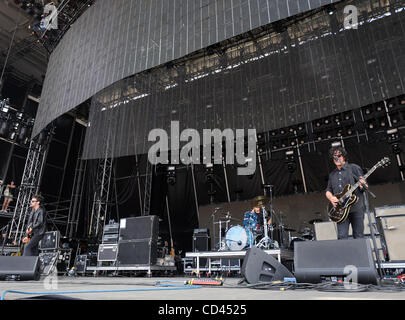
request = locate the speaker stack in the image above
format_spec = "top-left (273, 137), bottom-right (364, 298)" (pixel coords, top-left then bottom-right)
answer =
top-left (117, 216), bottom-right (159, 266)
top-left (192, 229), bottom-right (211, 268)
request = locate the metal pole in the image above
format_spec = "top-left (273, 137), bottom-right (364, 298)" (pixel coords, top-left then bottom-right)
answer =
top-left (257, 150), bottom-right (266, 196)
top-left (222, 158), bottom-right (231, 203)
top-left (0, 25), bottom-right (17, 92)
top-left (295, 135), bottom-right (308, 193)
top-left (190, 162), bottom-right (200, 227)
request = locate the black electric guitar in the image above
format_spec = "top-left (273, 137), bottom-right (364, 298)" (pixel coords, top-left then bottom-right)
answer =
top-left (328, 157), bottom-right (390, 223)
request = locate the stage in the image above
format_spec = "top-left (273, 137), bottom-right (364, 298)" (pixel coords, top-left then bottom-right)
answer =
top-left (1, 276), bottom-right (405, 301)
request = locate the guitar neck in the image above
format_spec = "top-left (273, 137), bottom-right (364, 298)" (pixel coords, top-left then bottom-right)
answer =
top-left (345, 166), bottom-right (377, 196)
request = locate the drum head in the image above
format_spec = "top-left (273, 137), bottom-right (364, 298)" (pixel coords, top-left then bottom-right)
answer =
top-left (225, 225), bottom-right (247, 251)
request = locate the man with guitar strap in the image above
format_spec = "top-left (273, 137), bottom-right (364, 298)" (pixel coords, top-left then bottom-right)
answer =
top-left (325, 146), bottom-right (368, 240)
top-left (22, 194), bottom-right (47, 256)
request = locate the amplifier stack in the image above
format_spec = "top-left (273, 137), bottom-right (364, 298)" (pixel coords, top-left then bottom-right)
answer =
top-left (117, 216), bottom-right (159, 266)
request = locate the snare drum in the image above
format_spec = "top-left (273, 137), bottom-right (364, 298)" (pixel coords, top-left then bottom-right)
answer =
top-left (225, 225), bottom-right (248, 251)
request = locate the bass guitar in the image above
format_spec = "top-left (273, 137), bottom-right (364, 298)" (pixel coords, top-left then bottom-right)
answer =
top-left (328, 157), bottom-right (390, 223)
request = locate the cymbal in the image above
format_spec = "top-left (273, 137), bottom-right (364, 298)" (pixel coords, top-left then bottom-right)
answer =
top-left (308, 219), bottom-right (323, 224)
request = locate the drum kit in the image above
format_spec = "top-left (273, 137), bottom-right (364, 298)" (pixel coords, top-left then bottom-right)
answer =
top-left (210, 195), bottom-right (306, 252)
top-left (210, 195), bottom-right (324, 252)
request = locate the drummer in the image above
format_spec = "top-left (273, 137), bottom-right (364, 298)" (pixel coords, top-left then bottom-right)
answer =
top-left (243, 203), bottom-right (272, 247)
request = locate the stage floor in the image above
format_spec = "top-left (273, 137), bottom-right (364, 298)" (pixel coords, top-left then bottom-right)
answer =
top-left (1, 275), bottom-right (405, 301)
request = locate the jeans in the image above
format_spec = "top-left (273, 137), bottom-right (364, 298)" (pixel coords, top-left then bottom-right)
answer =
top-left (23, 233), bottom-right (43, 256)
top-left (337, 210), bottom-right (365, 240)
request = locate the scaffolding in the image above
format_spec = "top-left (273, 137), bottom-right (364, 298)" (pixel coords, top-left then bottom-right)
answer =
top-left (7, 130), bottom-right (53, 245)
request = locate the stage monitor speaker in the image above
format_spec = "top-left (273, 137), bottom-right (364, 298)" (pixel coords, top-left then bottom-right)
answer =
top-left (241, 247), bottom-right (294, 284)
top-left (119, 216), bottom-right (159, 241)
top-left (0, 256), bottom-right (40, 281)
top-left (294, 239), bottom-right (378, 284)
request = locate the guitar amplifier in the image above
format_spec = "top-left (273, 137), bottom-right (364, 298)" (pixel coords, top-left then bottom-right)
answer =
top-left (102, 233), bottom-right (119, 244)
top-left (193, 228), bottom-right (210, 236)
top-left (98, 244), bottom-right (118, 262)
top-left (375, 205), bottom-right (405, 217)
top-left (103, 223), bottom-right (120, 234)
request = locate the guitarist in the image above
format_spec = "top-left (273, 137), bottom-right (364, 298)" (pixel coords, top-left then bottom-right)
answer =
top-left (325, 146), bottom-right (368, 240)
top-left (22, 194), bottom-right (47, 256)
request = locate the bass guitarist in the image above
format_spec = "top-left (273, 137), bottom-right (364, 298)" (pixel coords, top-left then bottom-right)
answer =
top-left (325, 146), bottom-right (368, 240)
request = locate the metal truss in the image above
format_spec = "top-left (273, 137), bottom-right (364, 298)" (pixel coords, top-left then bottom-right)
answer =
top-left (88, 105), bottom-right (115, 239)
top-left (7, 133), bottom-right (52, 244)
top-left (65, 157), bottom-right (87, 239)
top-left (142, 159), bottom-right (153, 216)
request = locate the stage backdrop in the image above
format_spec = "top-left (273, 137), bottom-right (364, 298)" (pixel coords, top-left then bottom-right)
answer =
top-left (34, 0), bottom-right (340, 138)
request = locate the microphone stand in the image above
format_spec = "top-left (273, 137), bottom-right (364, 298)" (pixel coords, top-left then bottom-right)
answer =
top-left (210, 208), bottom-right (220, 251)
top-left (362, 183), bottom-right (384, 281)
top-left (256, 206), bottom-right (271, 250)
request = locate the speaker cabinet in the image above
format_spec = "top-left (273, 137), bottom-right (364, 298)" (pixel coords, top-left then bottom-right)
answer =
top-left (241, 247), bottom-right (294, 284)
top-left (117, 239), bottom-right (157, 266)
top-left (379, 215), bottom-right (405, 261)
top-left (0, 256), bottom-right (40, 281)
top-left (119, 216), bottom-right (159, 241)
top-left (192, 234), bottom-right (210, 252)
top-left (294, 239), bottom-right (378, 284)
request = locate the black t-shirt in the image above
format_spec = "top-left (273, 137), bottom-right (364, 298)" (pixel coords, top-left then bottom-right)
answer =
top-left (326, 162), bottom-right (365, 212)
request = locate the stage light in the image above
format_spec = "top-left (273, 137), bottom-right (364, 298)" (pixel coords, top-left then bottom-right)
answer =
top-left (392, 143), bottom-right (402, 155)
top-left (205, 163), bottom-right (215, 183)
top-left (285, 150), bottom-right (296, 173)
top-left (166, 166), bottom-right (176, 186)
top-left (387, 128), bottom-right (400, 143)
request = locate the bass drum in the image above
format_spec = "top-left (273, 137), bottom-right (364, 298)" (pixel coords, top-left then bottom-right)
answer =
top-left (225, 225), bottom-right (248, 251)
